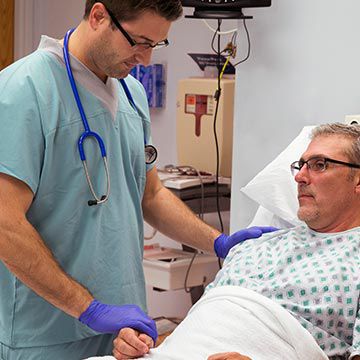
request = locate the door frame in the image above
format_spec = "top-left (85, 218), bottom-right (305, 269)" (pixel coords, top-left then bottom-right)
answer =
top-left (14, 0), bottom-right (35, 60)
top-left (0, 0), bottom-right (14, 70)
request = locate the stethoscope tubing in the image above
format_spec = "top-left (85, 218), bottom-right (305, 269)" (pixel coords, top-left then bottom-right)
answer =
top-left (63, 28), bottom-right (110, 205)
top-left (63, 28), bottom-right (107, 161)
top-left (63, 28), bottom-right (157, 205)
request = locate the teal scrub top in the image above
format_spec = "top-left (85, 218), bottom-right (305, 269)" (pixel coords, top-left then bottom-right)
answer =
top-left (0, 36), bottom-right (154, 347)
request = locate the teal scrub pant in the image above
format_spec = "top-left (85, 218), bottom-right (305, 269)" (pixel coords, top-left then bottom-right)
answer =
top-left (0, 334), bottom-right (115, 360)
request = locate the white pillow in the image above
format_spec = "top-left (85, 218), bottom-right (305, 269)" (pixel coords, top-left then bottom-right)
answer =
top-left (248, 205), bottom-right (298, 228)
top-left (241, 126), bottom-right (314, 227)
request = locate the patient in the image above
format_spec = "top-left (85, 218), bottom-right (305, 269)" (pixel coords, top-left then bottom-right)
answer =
top-left (91, 123), bottom-right (360, 360)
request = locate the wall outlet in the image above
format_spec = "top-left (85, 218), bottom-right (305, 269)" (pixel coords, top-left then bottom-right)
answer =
top-left (345, 114), bottom-right (360, 125)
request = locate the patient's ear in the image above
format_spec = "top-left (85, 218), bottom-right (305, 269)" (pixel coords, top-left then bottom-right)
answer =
top-left (354, 170), bottom-right (360, 195)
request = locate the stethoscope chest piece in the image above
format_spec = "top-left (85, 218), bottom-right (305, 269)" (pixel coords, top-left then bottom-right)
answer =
top-left (145, 145), bottom-right (158, 165)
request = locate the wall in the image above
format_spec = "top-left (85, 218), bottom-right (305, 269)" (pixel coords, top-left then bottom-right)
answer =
top-left (14, 0), bottom-right (83, 59)
top-left (15, 1), bottom-right (236, 169)
top-left (230, 0), bottom-right (360, 232)
top-left (150, 8), bottom-right (237, 167)
top-left (0, 0), bottom-right (14, 70)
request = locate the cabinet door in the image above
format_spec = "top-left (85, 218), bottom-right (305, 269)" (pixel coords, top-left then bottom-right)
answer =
top-left (0, 0), bottom-right (14, 70)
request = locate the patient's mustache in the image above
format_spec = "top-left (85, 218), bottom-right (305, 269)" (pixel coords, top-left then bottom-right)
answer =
top-left (298, 186), bottom-right (314, 197)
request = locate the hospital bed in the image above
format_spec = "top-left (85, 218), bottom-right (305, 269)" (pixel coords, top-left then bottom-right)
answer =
top-left (85, 126), bottom-right (330, 360)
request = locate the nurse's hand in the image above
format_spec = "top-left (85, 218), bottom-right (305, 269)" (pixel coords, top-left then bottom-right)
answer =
top-left (79, 300), bottom-right (157, 344)
top-left (113, 328), bottom-right (154, 359)
top-left (214, 226), bottom-right (279, 259)
top-left (208, 353), bottom-right (252, 360)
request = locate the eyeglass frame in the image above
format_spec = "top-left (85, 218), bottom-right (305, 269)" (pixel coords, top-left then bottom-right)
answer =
top-left (290, 156), bottom-right (360, 176)
top-left (103, 4), bottom-right (169, 50)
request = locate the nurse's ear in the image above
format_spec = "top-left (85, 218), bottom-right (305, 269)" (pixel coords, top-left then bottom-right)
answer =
top-left (88, 2), bottom-right (108, 30)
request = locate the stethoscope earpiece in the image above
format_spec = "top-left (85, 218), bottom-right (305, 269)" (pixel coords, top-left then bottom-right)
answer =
top-left (88, 195), bottom-right (107, 207)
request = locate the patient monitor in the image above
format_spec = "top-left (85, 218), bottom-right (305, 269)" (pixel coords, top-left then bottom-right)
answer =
top-left (345, 114), bottom-right (360, 125)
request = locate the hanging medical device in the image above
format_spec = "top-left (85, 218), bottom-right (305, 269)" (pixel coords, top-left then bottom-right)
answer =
top-left (181, 0), bottom-right (271, 19)
top-left (63, 28), bottom-right (157, 207)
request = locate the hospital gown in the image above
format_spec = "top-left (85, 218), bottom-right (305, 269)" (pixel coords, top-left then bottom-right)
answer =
top-left (206, 225), bottom-right (360, 359)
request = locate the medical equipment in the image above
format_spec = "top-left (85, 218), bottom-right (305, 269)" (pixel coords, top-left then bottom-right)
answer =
top-left (63, 28), bottom-right (157, 206)
top-left (176, 78), bottom-right (234, 177)
top-left (130, 64), bottom-right (166, 108)
top-left (181, 0), bottom-right (272, 19)
top-left (143, 246), bottom-right (219, 291)
top-left (345, 114), bottom-right (360, 125)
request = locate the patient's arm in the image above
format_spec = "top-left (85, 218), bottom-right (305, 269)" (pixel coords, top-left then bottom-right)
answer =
top-left (208, 353), bottom-right (252, 360)
top-left (112, 328), bottom-right (153, 359)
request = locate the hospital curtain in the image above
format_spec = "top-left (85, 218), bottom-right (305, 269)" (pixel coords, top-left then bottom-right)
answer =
top-left (0, 0), bottom-right (14, 70)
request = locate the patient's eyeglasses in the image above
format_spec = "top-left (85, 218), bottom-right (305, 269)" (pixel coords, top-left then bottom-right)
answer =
top-left (290, 156), bottom-right (360, 176)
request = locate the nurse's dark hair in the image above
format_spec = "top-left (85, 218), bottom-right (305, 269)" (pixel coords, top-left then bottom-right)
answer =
top-left (311, 123), bottom-right (360, 164)
top-left (84, 0), bottom-right (183, 22)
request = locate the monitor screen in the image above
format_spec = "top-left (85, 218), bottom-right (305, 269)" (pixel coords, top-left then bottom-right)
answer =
top-left (181, 0), bottom-right (271, 19)
top-left (181, 0), bottom-right (271, 10)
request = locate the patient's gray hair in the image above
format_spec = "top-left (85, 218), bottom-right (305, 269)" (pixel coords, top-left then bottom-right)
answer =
top-left (311, 123), bottom-right (360, 164)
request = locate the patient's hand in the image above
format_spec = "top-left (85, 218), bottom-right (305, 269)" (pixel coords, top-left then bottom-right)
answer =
top-left (208, 353), bottom-right (252, 360)
top-left (113, 328), bottom-right (154, 359)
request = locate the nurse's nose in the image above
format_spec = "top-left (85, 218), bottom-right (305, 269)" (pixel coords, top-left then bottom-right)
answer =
top-left (135, 48), bottom-right (153, 67)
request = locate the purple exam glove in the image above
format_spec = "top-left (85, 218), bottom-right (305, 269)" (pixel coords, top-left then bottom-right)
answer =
top-left (214, 226), bottom-right (279, 259)
top-left (79, 300), bottom-right (158, 343)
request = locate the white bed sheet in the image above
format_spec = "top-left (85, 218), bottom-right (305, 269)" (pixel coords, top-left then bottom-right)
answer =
top-left (85, 286), bottom-right (328, 360)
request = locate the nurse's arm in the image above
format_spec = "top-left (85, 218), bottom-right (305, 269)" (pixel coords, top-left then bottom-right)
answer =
top-left (0, 173), bottom-right (93, 318)
top-left (142, 167), bottom-right (221, 252)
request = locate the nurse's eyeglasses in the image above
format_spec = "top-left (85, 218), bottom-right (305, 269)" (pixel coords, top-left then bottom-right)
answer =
top-left (290, 156), bottom-right (360, 176)
top-left (104, 5), bottom-right (169, 50)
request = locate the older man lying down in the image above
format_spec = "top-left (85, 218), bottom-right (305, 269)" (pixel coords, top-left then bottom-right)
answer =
top-left (86, 123), bottom-right (360, 360)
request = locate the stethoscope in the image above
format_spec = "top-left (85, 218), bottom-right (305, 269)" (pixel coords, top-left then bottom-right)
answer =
top-left (63, 28), bottom-right (157, 206)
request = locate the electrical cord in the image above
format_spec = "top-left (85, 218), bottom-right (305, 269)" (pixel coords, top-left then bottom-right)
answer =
top-left (184, 250), bottom-right (199, 293)
top-left (214, 19), bottom-right (224, 235)
top-left (208, 17), bottom-right (252, 241)
top-left (211, 20), bottom-right (221, 55)
top-left (233, 19), bottom-right (251, 67)
top-left (202, 19), bottom-right (238, 35)
top-left (219, 55), bottom-right (232, 80)
top-left (210, 19), bottom-right (251, 68)
top-left (146, 165), bottom-right (205, 288)
top-left (183, 165), bottom-right (206, 293)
